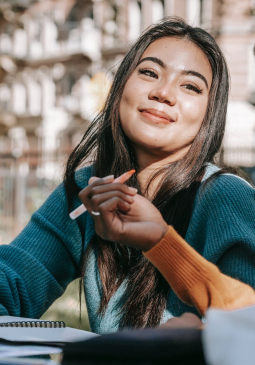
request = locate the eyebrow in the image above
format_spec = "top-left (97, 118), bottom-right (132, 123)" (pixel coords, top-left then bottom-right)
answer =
top-left (138, 57), bottom-right (166, 69)
top-left (137, 56), bottom-right (209, 89)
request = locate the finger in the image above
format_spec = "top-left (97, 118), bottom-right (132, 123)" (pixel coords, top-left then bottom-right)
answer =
top-left (96, 198), bottom-right (131, 241)
top-left (89, 176), bottom-right (100, 185)
top-left (91, 191), bottom-right (134, 213)
top-left (78, 175), bottom-right (114, 208)
top-left (90, 183), bottom-right (137, 198)
top-left (89, 175), bottom-right (114, 185)
top-left (99, 197), bottom-right (131, 215)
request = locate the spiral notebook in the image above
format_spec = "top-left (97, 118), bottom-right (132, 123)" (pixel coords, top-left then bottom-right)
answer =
top-left (0, 319), bottom-right (65, 328)
top-left (0, 316), bottom-right (98, 346)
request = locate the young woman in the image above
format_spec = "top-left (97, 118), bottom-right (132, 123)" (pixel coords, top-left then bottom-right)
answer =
top-left (0, 17), bottom-right (255, 334)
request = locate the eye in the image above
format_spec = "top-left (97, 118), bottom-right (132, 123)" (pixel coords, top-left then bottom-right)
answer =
top-left (138, 68), bottom-right (158, 79)
top-left (183, 83), bottom-right (203, 94)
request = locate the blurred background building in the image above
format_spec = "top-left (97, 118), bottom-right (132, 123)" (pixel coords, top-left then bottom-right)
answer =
top-left (0, 0), bottom-right (255, 328)
top-left (1, 0), bottom-right (255, 243)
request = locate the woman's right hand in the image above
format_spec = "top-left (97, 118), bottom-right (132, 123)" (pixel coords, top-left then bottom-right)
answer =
top-left (78, 176), bottom-right (168, 252)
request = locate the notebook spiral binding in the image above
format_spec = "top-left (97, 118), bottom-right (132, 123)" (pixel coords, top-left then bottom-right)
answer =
top-left (0, 320), bottom-right (65, 328)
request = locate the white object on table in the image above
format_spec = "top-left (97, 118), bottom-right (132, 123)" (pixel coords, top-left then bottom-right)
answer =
top-left (0, 316), bottom-right (98, 344)
top-left (203, 306), bottom-right (255, 365)
top-left (0, 344), bottom-right (62, 358)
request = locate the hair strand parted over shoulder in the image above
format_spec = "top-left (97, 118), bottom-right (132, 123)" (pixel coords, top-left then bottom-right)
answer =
top-left (64, 16), bottom-right (230, 329)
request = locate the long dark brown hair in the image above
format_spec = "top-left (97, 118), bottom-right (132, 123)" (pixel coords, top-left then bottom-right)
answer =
top-left (64, 17), bottom-right (230, 329)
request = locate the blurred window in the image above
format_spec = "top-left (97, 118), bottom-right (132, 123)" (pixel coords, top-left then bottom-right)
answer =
top-left (66, 73), bottom-right (76, 94)
top-left (199, 0), bottom-right (204, 24)
top-left (152, 0), bottom-right (164, 23)
top-left (187, 0), bottom-right (203, 26)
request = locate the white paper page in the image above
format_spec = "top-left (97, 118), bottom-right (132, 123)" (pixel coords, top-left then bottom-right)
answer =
top-left (0, 327), bottom-right (98, 343)
top-left (0, 344), bottom-right (62, 358)
top-left (0, 316), bottom-right (98, 343)
top-left (202, 306), bottom-right (255, 365)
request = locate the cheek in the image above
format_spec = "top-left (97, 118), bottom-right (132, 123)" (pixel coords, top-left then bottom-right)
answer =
top-left (120, 86), bottom-right (135, 119)
top-left (120, 79), bottom-right (141, 126)
top-left (181, 98), bottom-right (208, 125)
top-left (122, 76), bottom-right (137, 101)
top-left (123, 84), bottom-right (140, 105)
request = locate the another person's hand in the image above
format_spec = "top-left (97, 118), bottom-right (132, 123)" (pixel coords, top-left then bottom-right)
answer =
top-left (78, 176), bottom-right (168, 251)
top-left (159, 313), bottom-right (203, 330)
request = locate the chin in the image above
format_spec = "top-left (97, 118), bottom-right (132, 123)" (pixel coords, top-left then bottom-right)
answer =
top-left (131, 137), bottom-right (167, 152)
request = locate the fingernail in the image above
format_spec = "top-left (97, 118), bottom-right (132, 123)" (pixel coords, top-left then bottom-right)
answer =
top-left (103, 175), bottom-right (114, 182)
top-left (128, 187), bottom-right (138, 193)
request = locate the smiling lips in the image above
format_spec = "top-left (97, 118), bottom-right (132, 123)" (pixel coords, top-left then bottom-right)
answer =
top-left (139, 108), bottom-right (175, 124)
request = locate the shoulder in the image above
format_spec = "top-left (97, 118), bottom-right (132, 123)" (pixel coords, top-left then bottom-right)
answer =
top-left (186, 171), bottom-right (255, 259)
top-left (199, 172), bottom-right (254, 205)
top-left (74, 165), bottom-right (95, 189)
top-left (190, 172), bottom-right (255, 234)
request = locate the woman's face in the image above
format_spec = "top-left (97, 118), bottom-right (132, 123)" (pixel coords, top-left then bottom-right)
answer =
top-left (119, 37), bottom-right (212, 164)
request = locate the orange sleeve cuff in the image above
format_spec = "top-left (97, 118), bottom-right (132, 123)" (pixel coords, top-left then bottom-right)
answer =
top-left (143, 226), bottom-right (255, 315)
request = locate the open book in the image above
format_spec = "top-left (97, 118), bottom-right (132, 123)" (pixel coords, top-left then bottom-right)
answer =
top-left (0, 316), bottom-right (98, 346)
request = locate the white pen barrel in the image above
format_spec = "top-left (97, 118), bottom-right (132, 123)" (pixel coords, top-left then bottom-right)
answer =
top-left (69, 204), bottom-right (87, 219)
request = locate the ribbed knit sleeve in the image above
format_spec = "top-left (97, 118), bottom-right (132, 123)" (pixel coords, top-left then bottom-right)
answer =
top-left (151, 173), bottom-right (255, 320)
top-left (144, 226), bottom-right (255, 316)
top-left (0, 167), bottom-right (92, 318)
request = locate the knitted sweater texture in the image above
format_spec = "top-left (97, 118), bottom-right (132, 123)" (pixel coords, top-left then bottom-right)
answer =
top-left (144, 226), bottom-right (255, 315)
top-left (0, 165), bottom-right (254, 334)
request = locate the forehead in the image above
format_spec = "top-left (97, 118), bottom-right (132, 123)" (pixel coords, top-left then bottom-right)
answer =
top-left (141, 37), bottom-right (212, 79)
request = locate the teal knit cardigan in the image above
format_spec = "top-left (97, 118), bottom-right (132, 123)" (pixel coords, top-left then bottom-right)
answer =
top-left (0, 165), bottom-right (254, 334)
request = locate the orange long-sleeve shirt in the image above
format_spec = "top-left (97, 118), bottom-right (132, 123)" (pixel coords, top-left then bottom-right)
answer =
top-left (143, 226), bottom-right (255, 316)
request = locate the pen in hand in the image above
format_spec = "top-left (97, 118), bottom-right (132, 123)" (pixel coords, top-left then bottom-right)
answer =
top-left (69, 169), bottom-right (136, 220)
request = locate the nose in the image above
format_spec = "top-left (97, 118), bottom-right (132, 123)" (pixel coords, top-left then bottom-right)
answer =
top-left (148, 82), bottom-right (177, 106)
